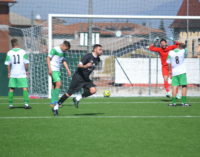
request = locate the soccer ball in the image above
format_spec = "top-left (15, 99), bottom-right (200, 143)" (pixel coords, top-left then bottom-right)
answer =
top-left (103, 90), bottom-right (111, 97)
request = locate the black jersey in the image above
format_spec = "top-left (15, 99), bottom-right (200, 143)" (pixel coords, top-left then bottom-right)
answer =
top-left (76, 53), bottom-right (100, 81)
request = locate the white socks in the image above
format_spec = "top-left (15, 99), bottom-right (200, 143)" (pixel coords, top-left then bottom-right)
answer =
top-left (76, 95), bottom-right (82, 101)
top-left (54, 103), bottom-right (59, 110)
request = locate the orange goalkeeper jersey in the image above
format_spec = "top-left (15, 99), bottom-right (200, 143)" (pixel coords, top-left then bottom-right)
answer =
top-left (149, 42), bottom-right (179, 67)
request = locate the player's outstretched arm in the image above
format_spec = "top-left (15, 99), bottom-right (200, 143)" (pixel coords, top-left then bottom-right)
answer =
top-left (46, 56), bottom-right (52, 75)
top-left (7, 65), bottom-right (11, 78)
top-left (63, 61), bottom-right (71, 76)
top-left (167, 41), bottom-right (180, 50)
top-left (149, 43), bottom-right (160, 53)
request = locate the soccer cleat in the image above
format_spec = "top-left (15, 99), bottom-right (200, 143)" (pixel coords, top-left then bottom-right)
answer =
top-left (24, 105), bottom-right (32, 109)
top-left (168, 103), bottom-right (176, 107)
top-left (73, 97), bottom-right (80, 108)
top-left (166, 92), bottom-right (171, 98)
top-left (176, 94), bottom-right (181, 99)
top-left (182, 103), bottom-right (191, 107)
top-left (8, 105), bottom-right (14, 109)
top-left (52, 108), bottom-right (58, 116)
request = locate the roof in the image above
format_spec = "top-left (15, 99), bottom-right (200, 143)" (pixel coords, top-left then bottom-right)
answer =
top-left (0, 0), bottom-right (16, 3)
top-left (52, 22), bottom-right (163, 36)
top-left (10, 12), bottom-right (41, 26)
top-left (171, 0), bottom-right (200, 28)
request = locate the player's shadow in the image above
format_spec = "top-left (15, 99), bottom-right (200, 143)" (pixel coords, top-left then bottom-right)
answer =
top-left (161, 99), bottom-right (171, 102)
top-left (73, 113), bottom-right (104, 116)
top-left (63, 104), bottom-right (73, 107)
top-left (9, 106), bottom-right (26, 109)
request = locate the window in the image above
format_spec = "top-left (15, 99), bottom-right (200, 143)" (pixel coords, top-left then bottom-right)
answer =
top-left (185, 40), bottom-right (188, 46)
top-left (192, 39), bottom-right (195, 53)
top-left (80, 32), bottom-right (100, 46)
top-left (198, 38), bottom-right (200, 45)
top-left (192, 39), bottom-right (195, 57)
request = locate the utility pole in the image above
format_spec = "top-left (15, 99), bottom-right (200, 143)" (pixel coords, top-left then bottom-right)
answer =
top-left (186, 0), bottom-right (189, 48)
top-left (88, 0), bottom-right (93, 53)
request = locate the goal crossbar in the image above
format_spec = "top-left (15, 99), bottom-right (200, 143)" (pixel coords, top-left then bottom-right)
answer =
top-left (47, 14), bottom-right (200, 98)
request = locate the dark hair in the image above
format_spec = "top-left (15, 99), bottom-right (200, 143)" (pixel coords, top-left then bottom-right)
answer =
top-left (160, 39), bottom-right (167, 43)
top-left (11, 38), bottom-right (18, 47)
top-left (179, 43), bottom-right (186, 49)
top-left (93, 44), bottom-right (102, 51)
top-left (63, 40), bottom-right (71, 49)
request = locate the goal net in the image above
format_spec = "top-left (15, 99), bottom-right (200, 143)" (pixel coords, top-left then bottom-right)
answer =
top-left (47, 14), bottom-right (200, 97)
top-left (11, 14), bottom-right (200, 97)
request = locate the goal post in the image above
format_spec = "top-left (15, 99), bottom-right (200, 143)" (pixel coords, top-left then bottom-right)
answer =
top-left (34, 14), bottom-right (200, 98)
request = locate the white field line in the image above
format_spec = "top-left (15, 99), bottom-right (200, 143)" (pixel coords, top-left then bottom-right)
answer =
top-left (0, 115), bottom-right (200, 119)
top-left (0, 102), bottom-right (199, 105)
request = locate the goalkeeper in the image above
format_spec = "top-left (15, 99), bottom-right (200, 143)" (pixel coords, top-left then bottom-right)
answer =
top-left (47, 41), bottom-right (71, 114)
top-left (167, 43), bottom-right (190, 106)
top-left (149, 38), bottom-right (180, 97)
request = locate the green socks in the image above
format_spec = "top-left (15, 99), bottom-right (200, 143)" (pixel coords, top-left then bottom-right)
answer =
top-left (182, 96), bottom-right (187, 104)
top-left (172, 97), bottom-right (176, 104)
top-left (51, 88), bottom-right (61, 104)
top-left (23, 90), bottom-right (29, 104)
top-left (172, 96), bottom-right (187, 104)
top-left (8, 91), bottom-right (14, 105)
top-left (8, 90), bottom-right (29, 105)
top-left (54, 88), bottom-right (61, 102)
top-left (51, 89), bottom-right (55, 104)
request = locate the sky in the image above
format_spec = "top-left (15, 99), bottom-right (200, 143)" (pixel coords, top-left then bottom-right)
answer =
top-left (10, 0), bottom-right (183, 20)
top-left (9, 0), bottom-right (183, 36)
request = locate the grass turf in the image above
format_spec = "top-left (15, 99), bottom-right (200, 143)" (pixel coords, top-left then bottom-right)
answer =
top-left (0, 97), bottom-right (200, 157)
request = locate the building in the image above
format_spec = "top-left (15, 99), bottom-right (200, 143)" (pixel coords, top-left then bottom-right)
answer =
top-left (0, 0), bottom-right (16, 53)
top-left (171, 0), bottom-right (200, 57)
top-left (51, 22), bottom-right (164, 53)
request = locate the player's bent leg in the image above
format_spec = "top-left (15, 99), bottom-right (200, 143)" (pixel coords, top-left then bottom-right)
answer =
top-left (82, 87), bottom-right (96, 98)
top-left (23, 88), bottom-right (31, 109)
top-left (58, 93), bottom-right (72, 106)
top-left (73, 87), bottom-right (96, 108)
top-left (89, 87), bottom-right (97, 95)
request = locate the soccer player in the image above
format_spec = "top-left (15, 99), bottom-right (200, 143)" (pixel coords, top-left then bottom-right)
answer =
top-left (149, 39), bottom-right (180, 97)
top-left (166, 43), bottom-right (190, 106)
top-left (4, 38), bottom-right (31, 109)
top-left (47, 41), bottom-right (72, 112)
top-left (53, 44), bottom-right (103, 116)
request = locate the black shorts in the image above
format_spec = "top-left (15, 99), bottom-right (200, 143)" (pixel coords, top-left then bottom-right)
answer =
top-left (67, 73), bottom-right (96, 95)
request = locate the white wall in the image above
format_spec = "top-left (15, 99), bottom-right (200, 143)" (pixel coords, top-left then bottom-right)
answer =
top-left (115, 58), bottom-right (200, 84)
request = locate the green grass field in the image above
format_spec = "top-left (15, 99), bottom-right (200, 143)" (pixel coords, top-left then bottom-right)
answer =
top-left (0, 96), bottom-right (200, 157)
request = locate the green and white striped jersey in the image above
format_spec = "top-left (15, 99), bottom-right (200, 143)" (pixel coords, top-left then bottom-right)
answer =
top-left (167, 48), bottom-right (187, 76)
top-left (4, 48), bottom-right (29, 78)
top-left (48, 46), bottom-right (65, 71)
